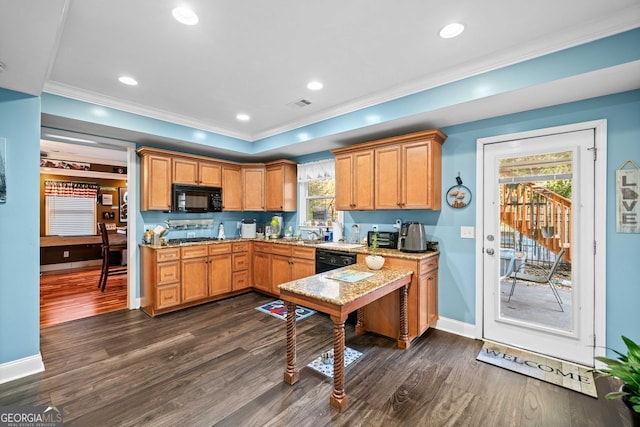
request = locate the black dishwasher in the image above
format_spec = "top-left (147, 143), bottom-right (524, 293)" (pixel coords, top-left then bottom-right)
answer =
top-left (315, 249), bottom-right (357, 273)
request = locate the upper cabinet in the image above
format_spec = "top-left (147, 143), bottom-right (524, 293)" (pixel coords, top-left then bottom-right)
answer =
top-left (265, 160), bottom-right (297, 212)
top-left (139, 151), bottom-right (172, 211)
top-left (221, 164), bottom-right (242, 211)
top-left (333, 129), bottom-right (446, 211)
top-left (173, 157), bottom-right (222, 187)
top-left (334, 150), bottom-right (374, 210)
top-left (242, 166), bottom-right (265, 211)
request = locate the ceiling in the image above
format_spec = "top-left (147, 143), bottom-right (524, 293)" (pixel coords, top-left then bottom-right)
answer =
top-left (1, 0), bottom-right (639, 162)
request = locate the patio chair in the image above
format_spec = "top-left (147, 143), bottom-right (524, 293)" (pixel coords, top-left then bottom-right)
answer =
top-left (507, 248), bottom-right (566, 312)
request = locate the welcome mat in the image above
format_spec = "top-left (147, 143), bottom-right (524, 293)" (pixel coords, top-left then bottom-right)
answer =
top-left (255, 300), bottom-right (316, 321)
top-left (307, 347), bottom-right (364, 377)
top-left (477, 341), bottom-right (597, 398)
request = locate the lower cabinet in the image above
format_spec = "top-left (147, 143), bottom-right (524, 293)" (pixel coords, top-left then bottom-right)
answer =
top-left (269, 245), bottom-right (315, 296)
top-left (252, 242), bottom-right (272, 293)
top-left (231, 242), bottom-right (250, 290)
top-left (357, 253), bottom-right (439, 342)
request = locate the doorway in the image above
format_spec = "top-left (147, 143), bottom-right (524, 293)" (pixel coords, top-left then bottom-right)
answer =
top-left (476, 121), bottom-right (607, 367)
top-left (39, 130), bottom-right (137, 326)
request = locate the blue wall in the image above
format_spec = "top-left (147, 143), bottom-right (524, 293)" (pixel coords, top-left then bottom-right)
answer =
top-left (0, 89), bottom-right (41, 364)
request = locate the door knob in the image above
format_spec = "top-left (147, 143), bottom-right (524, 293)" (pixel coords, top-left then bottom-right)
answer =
top-left (486, 248), bottom-right (495, 255)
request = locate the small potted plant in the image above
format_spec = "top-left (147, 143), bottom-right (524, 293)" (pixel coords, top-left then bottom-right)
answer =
top-left (594, 335), bottom-right (640, 420)
top-left (365, 232), bottom-right (385, 270)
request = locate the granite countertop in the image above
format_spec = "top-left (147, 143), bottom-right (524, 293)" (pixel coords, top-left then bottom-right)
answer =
top-left (278, 263), bottom-right (413, 306)
top-left (140, 237), bottom-right (438, 261)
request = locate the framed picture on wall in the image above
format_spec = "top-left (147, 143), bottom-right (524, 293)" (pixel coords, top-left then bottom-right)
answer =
top-left (119, 187), bottom-right (128, 222)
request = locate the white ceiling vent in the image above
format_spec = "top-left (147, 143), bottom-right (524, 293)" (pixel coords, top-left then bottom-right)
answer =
top-left (287, 98), bottom-right (312, 109)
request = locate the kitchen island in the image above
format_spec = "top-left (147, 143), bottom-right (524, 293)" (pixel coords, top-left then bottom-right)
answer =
top-left (279, 263), bottom-right (413, 412)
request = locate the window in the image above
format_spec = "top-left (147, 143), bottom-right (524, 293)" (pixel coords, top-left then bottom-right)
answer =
top-left (298, 159), bottom-right (342, 227)
top-left (44, 180), bottom-right (98, 236)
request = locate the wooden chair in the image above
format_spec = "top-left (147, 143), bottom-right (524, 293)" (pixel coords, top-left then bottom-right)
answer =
top-left (98, 223), bottom-right (127, 292)
top-left (508, 247), bottom-right (566, 312)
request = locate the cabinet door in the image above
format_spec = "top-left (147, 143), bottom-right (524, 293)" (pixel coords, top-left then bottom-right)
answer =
top-left (252, 252), bottom-right (271, 292)
top-left (181, 257), bottom-right (209, 303)
top-left (265, 163), bottom-right (297, 211)
top-left (199, 161), bottom-right (222, 187)
top-left (141, 154), bottom-right (172, 211)
top-left (290, 257), bottom-right (315, 281)
top-left (270, 255), bottom-right (292, 295)
top-left (173, 158), bottom-right (199, 185)
top-left (209, 254), bottom-right (232, 297)
top-left (242, 167), bottom-right (265, 211)
top-left (353, 150), bottom-right (374, 209)
top-left (375, 144), bottom-right (402, 209)
top-left (222, 165), bottom-right (242, 211)
top-left (426, 269), bottom-right (438, 327)
top-left (402, 140), bottom-right (432, 209)
top-left (335, 154), bottom-right (354, 210)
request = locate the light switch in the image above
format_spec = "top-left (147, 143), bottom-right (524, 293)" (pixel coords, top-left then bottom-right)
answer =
top-left (460, 226), bottom-right (475, 239)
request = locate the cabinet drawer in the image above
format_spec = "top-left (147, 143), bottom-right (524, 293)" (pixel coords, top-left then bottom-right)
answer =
top-left (156, 248), bottom-right (180, 262)
top-left (291, 246), bottom-right (315, 260)
top-left (156, 284), bottom-right (180, 309)
top-left (271, 244), bottom-right (292, 256)
top-left (232, 242), bottom-right (249, 253)
top-left (420, 256), bottom-right (439, 272)
top-left (233, 253), bottom-right (249, 271)
top-left (209, 243), bottom-right (231, 256)
top-left (181, 245), bottom-right (209, 259)
top-left (253, 242), bottom-right (271, 253)
top-left (157, 261), bottom-right (180, 285)
top-left (232, 270), bottom-right (250, 290)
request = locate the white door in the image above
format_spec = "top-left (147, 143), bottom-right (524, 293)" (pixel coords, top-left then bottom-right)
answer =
top-left (482, 129), bottom-right (596, 366)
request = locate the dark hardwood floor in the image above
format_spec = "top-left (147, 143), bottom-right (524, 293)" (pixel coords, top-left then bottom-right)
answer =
top-left (2, 292), bottom-right (634, 426)
top-left (40, 267), bottom-right (127, 328)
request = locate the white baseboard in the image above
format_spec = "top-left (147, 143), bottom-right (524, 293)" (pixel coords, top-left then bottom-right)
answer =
top-left (434, 316), bottom-right (478, 339)
top-left (0, 353), bottom-right (45, 385)
top-left (40, 260), bottom-right (102, 272)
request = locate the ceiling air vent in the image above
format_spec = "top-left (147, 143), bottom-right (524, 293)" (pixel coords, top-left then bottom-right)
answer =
top-left (287, 98), bottom-right (312, 109)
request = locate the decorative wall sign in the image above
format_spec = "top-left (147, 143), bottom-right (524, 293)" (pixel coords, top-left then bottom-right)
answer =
top-left (446, 174), bottom-right (472, 209)
top-left (101, 193), bottom-right (113, 206)
top-left (0, 138), bottom-right (6, 204)
top-left (119, 187), bottom-right (128, 222)
top-left (616, 160), bottom-right (639, 233)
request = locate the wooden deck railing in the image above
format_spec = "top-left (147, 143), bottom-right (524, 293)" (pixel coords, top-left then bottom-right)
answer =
top-left (500, 183), bottom-right (572, 262)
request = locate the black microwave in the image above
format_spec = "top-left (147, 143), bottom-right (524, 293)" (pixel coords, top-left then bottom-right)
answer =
top-left (172, 184), bottom-right (223, 213)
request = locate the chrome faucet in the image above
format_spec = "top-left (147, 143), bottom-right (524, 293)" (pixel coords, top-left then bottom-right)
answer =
top-left (308, 230), bottom-right (320, 241)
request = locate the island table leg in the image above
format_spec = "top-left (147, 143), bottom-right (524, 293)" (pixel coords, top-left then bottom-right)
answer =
top-left (283, 301), bottom-right (299, 385)
top-left (398, 284), bottom-right (410, 349)
top-left (329, 315), bottom-right (349, 411)
top-left (355, 308), bottom-right (366, 335)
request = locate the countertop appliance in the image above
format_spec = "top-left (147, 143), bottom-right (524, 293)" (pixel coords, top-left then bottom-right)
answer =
top-left (367, 231), bottom-right (399, 249)
top-left (172, 184), bottom-right (222, 213)
top-left (315, 249), bottom-right (357, 274)
top-left (240, 219), bottom-right (257, 239)
top-left (398, 222), bottom-right (427, 253)
top-left (269, 215), bottom-right (283, 238)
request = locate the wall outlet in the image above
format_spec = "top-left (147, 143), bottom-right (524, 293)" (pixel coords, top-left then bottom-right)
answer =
top-left (63, 251), bottom-right (70, 258)
top-left (372, 224), bottom-right (378, 232)
top-left (460, 226), bottom-right (475, 239)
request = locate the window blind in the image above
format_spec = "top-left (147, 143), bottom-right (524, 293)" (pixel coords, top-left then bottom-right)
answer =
top-left (45, 196), bottom-right (97, 236)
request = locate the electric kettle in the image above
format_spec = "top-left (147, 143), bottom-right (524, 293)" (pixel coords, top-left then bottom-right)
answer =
top-left (398, 222), bottom-right (427, 252)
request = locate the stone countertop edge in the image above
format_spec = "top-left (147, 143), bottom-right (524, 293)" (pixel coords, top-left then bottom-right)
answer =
top-left (278, 263), bottom-right (414, 306)
top-left (139, 238), bottom-right (439, 261)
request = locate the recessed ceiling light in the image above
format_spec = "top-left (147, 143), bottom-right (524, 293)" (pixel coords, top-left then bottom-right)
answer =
top-left (307, 81), bottom-right (323, 91)
top-left (172, 7), bottom-right (199, 25)
top-left (236, 113), bottom-right (250, 122)
top-left (439, 22), bottom-right (465, 39)
top-left (118, 76), bottom-right (138, 86)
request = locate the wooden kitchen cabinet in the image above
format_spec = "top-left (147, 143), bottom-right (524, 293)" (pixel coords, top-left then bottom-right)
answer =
top-left (181, 246), bottom-right (209, 303)
top-left (252, 242), bottom-right (272, 293)
top-left (334, 150), bottom-right (374, 210)
top-left (357, 253), bottom-right (439, 341)
top-left (333, 129), bottom-right (446, 211)
top-left (270, 245), bottom-right (315, 295)
top-left (265, 160), bottom-right (297, 211)
top-left (141, 246), bottom-right (181, 315)
top-left (231, 241), bottom-right (250, 291)
top-left (173, 157), bottom-right (222, 187)
top-left (242, 166), bottom-right (265, 211)
top-left (222, 165), bottom-right (242, 211)
top-left (139, 151), bottom-right (172, 211)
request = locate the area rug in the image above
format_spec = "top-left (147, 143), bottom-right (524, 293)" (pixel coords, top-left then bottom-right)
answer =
top-left (255, 300), bottom-right (316, 321)
top-left (477, 341), bottom-right (597, 398)
top-left (307, 347), bottom-right (364, 377)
